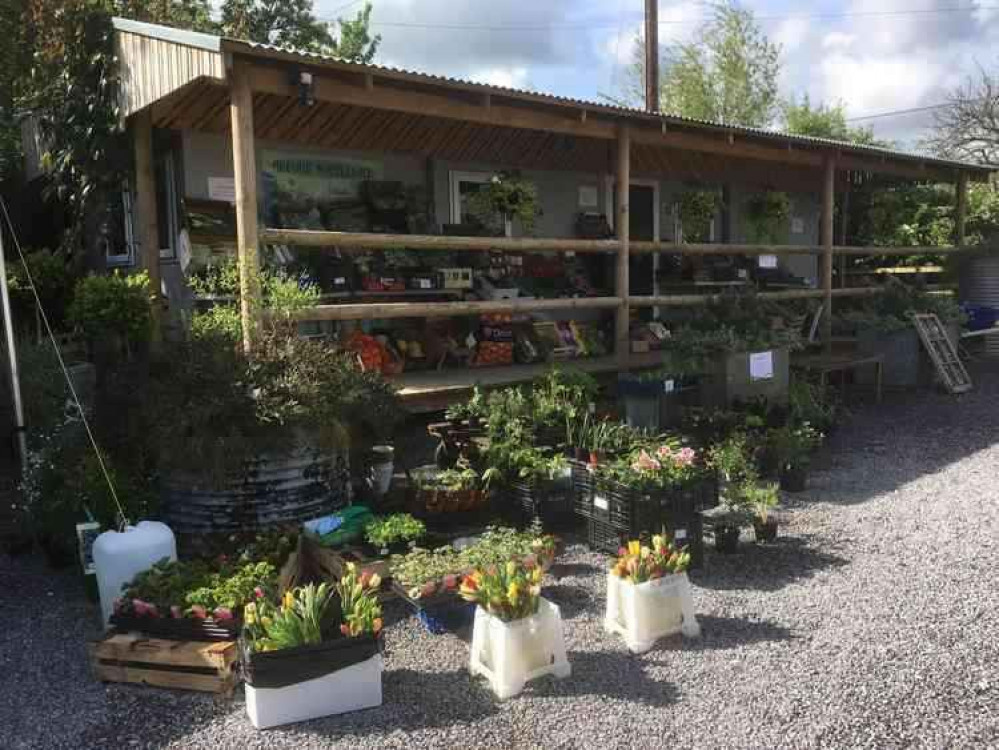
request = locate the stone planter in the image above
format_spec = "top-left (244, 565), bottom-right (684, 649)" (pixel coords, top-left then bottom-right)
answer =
top-left (468, 597), bottom-right (571, 699)
top-left (604, 572), bottom-right (700, 653)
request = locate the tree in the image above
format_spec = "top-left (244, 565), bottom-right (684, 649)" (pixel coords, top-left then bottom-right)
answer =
top-left (219, 0), bottom-right (380, 61)
top-left (925, 64), bottom-right (999, 167)
top-left (0, 0), bottom-right (28, 183)
top-left (781, 95), bottom-right (888, 147)
top-left (619, 1), bottom-right (780, 128)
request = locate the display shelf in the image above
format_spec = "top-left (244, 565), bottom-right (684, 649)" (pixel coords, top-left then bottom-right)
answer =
top-left (286, 296), bottom-right (622, 322)
top-left (394, 352), bottom-right (665, 413)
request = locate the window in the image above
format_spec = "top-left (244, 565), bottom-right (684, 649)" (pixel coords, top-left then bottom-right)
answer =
top-left (103, 184), bottom-right (135, 267)
top-left (448, 171), bottom-right (494, 225)
top-left (155, 152), bottom-right (179, 260)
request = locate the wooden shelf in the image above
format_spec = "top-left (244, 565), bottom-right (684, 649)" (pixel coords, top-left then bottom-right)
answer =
top-left (285, 296), bottom-right (622, 322)
top-left (262, 229), bottom-right (620, 254)
top-left (394, 352), bottom-right (665, 412)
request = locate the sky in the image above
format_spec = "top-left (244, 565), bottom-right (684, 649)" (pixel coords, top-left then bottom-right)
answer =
top-left (313, 0), bottom-right (999, 153)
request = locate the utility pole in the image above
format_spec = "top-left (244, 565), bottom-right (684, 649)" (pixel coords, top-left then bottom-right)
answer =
top-left (645, 0), bottom-right (660, 112)
top-left (0, 227), bottom-right (27, 474)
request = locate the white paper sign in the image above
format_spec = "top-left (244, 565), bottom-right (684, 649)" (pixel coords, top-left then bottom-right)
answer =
top-left (207, 177), bottom-right (236, 203)
top-left (664, 379), bottom-right (675, 394)
top-left (749, 350), bottom-right (775, 381)
top-left (791, 216), bottom-right (805, 233)
top-left (758, 254), bottom-right (778, 269)
top-left (594, 495), bottom-right (610, 512)
top-left (578, 185), bottom-right (598, 207)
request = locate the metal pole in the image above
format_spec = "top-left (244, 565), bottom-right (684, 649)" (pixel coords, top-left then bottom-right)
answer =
top-left (0, 227), bottom-right (28, 473)
top-left (645, 0), bottom-right (660, 112)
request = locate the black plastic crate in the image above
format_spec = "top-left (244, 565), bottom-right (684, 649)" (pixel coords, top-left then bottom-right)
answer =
top-left (509, 476), bottom-right (576, 532)
top-left (570, 459), bottom-right (596, 519)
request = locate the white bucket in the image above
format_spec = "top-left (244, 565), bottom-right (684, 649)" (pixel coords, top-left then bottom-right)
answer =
top-left (370, 445), bottom-right (395, 496)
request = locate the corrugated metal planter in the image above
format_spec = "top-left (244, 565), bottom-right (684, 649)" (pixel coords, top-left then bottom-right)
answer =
top-left (163, 447), bottom-right (351, 536)
top-left (699, 349), bottom-right (789, 408)
top-left (960, 254), bottom-right (999, 358)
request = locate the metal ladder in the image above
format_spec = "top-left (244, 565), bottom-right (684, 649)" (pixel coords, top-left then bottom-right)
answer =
top-left (912, 313), bottom-right (973, 394)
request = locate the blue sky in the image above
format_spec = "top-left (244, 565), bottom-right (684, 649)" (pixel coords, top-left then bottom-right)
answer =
top-left (314, 0), bottom-right (999, 151)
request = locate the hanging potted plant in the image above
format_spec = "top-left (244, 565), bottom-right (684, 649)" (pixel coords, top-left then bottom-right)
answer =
top-left (240, 566), bottom-right (384, 729)
top-left (744, 190), bottom-right (791, 244)
top-left (467, 171), bottom-right (540, 237)
top-left (675, 188), bottom-right (723, 243)
top-left (461, 558), bottom-right (571, 699)
top-left (604, 535), bottom-right (701, 653)
top-left (745, 482), bottom-right (781, 542)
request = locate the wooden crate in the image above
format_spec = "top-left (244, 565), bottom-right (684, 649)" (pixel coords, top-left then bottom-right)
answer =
top-left (89, 635), bottom-right (238, 694)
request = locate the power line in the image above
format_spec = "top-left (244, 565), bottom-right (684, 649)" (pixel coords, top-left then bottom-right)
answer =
top-left (320, 5), bottom-right (999, 32)
top-left (845, 103), bottom-right (956, 122)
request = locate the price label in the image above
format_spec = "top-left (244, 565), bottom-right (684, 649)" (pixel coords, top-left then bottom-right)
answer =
top-left (675, 528), bottom-right (687, 541)
top-left (419, 279), bottom-right (431, 289)
top-left (594, 496), bottom-right (609, 511)
top-left (664, 379), bottom-right (675, 394)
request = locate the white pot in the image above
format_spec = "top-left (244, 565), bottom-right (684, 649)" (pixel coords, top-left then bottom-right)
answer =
top-left (604, 572), bottom-right (700, 654)
top-left (370, 445), bottom-right (395, 496)
top-left (245, 653), bottom-right (383, 729)
top-left (469, 597), bottom-right (571, 700)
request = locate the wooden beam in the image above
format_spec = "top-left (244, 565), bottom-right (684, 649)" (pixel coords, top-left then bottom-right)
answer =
top-left (631, 241), bottom-right (821, 255)
top-left (644, 0), bottom-right (659, 112)
top-left (132, 108), bottom-right (162, 342)
top-left (261, 229), bottom-right (621, 253)
top-left (230, 58), bottom-right (263, 353)
top-left (955, 171), bottom-right (969, 246)
top-left (629, 286), bottom-right (887, 308)
top-left (281, 296), bottom-right (623, 322)
top-left (246, 64), bottom-right (617, 140)
top-left (616, 123), bottom-right (631, 364)
top-left (821, 154), bottom-right (836, 350)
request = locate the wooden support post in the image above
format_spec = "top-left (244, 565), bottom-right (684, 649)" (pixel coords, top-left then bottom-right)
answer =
top-left (821, 154), bottom-right (836, 350)
top-left (132, 108), bottom-right (161, 342)
top-left (838, 173), bottom-right (850, 288)
top-left (230, 58), bottom-right (263, 354)
top-left (616, 124), bottom-right (631, 365)
top-left (644, 0), bottom-right (660, 112)
top-left (955, 171), bottom-right (968, 247)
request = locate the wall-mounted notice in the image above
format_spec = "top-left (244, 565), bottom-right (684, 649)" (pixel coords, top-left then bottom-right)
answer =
top-left (578, 185), bottom-right (598, 207)
top-left (758, 254), bottom-right (778, 269)
top-left (207, 177), bottom-right (236, 203)
top-left (749, 350), bottom-right (774, 381)
top-left (791, 216), bottom-right (805, 233)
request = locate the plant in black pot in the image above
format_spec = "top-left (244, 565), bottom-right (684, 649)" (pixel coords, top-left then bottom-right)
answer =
top-left (363, 514), bottom-right (426, 557)
top-left (745, 482), bottom-right (780, 543)
top-left (240, 566), bottom-right (384, 729)
top-left (768, 422), bottom-right (822, 492)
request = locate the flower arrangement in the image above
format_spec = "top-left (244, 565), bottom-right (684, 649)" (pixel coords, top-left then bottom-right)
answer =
top-left (597, 442), bottom-right (703, 491)
top-left (336, 563), bottom-right (384, 638)
top-left (610, 536), bottom-right (691, 584)
top-left (459, 559), bottom-right (544, 622)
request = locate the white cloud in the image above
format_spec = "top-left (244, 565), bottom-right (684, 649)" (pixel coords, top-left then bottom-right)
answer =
top-left (822, 32), bottom-right (855, 51)
top-left (467, 66), bottom-right (530, 90)
top-left (774, 18), bottom-right (809, 55)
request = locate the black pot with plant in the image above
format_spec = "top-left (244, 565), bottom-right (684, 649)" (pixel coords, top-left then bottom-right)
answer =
top-left (714, 524), bottom-right (741, 553)
top-left (779, 465), bottom-right (809, 493)
top-left (768, 423), bottom-right (822, 494)
top-left (744, 482), bottom-right (780, 543)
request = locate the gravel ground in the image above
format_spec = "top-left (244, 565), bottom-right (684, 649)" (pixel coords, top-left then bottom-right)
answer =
top-left (3, 372), bottom-right (999, 750)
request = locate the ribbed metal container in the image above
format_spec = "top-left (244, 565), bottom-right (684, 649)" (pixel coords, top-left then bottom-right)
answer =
top-left (960, 254), bottom-right (999, 358)
top-left (163, 448), bottom-right (351, 536)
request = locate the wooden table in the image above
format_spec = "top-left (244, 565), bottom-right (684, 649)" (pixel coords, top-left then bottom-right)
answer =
top-left (792, 352), bottom-right (884, 403)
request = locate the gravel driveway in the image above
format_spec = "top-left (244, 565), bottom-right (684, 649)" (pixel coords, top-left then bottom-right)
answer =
top-left (3, 372), bottom-right (999, 750)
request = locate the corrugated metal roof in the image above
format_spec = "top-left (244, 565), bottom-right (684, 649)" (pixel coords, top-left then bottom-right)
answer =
top-left (110, 17), bottom-right (992, 174)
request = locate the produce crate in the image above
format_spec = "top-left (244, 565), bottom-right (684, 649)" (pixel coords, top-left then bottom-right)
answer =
top-left (508, 476), bottom-right (577, 532)
top-left (89, 635), bottom-right (238, 694)
top-left (109, 613), bottom-right (240, 643)
top-left (570, 459), bottom-right (596, 519)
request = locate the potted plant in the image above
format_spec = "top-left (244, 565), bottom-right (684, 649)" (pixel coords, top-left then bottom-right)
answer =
top-left (461, 559), bottom-right (570, 699)
top-left (363, 513), bottom-right (426, 557)
top-left (744, 482), bottom-right (780, 542)
top-left (744, 190), bottom-right (791, 244)
top-left (604, 536), bottom-right (700, 653)
top-left (467, 171), bottom-right (540, 237)
top-left (504, 447), bottom-right (574, 530)
top-left (768, 422), bottom-right (822, 492)
top-left (674, 187), bottom-right (723, 243)
top-left (413, 460), bottom-right (489, 513)
top-left (240, 566), bottom-right (384, 729)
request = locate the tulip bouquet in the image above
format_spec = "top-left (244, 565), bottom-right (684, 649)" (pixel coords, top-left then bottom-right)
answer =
top-left (610, 536), bottom-right (691, 584)
top-left (459, 559), bottom-right (543, 622)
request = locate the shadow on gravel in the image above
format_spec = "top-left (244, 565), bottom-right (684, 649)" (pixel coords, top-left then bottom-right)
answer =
top-left (299, 668), bottom-right (499, 739)
top-left (646, 615), bottom-right (795, 656)
top-left (550, 561), bottom-right (601, 579)
top-left (535, 650), bottom-right (678, 706)
top-left (544, 583), bottom-right (594, 620)
top-left (691, 536), bottom-right (848, 592)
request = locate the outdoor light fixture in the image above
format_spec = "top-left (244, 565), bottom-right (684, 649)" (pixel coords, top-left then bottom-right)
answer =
top-left (297, 71), bottom-right (315, 107)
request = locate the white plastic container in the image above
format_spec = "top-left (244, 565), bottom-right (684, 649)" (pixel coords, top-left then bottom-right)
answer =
top-left (370, 445), bottom-right (394, 497)
top-left (469, 597), bottom-right (570, 699)
top-left (245, 653), bottom-right (383, 729)
top-left (93, 521), bottom-right (177, 627)
top-left (604, 572), bottom-right (700, 654)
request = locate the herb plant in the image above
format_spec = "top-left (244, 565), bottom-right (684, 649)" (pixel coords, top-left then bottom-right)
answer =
top-left (364, 514), bottom-right (426, 548)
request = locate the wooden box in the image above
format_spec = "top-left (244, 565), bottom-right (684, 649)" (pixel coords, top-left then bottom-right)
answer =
top-left (89, 635), bottom-right (238, 694)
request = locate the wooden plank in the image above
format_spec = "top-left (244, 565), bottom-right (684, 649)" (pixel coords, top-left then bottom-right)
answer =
top-left (261, 229), bottom-right (621, 253)
top-left (629, 286), bottom-right (886, 307)
top-left (955, 171), bottom-right (969, 246)
top-left (631, 241), bottom-right (822, 255)
top-left (281, 296), bottom-right (622, 322)
top-left (92, 635), bottom-right (236, 670)
top-left (132, 108), bottom-right (162, 342)
top-left (230, 58), bottom-right (263, 353)
top-left (91, 662), bottom-right (235, 694)
top-left (615, 124), bottom-right (631, 364)
top-left (822, 154), bottom-right (836, 349)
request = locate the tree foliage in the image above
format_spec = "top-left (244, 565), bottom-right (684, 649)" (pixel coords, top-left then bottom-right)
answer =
top-left (925, 63), bottom-right (999, 167)
top-left (622, 1), bottom-right (780, 127)
top-left (781, 95), bottom-right (888, 147)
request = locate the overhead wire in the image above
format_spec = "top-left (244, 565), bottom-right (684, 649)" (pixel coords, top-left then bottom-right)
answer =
top-left (0, 196), bottom-right (129, 530)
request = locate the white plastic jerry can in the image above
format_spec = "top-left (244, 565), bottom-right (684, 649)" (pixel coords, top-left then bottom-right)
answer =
top-left (469, 597), bottom-right (571, 700)
top-left (604, 572), bottom-right (700, 654)
top-left (92, 521), bottom-right (177, 627)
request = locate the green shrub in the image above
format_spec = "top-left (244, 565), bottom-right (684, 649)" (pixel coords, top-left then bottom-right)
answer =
top-left (69, 271), bottom-right (152, 349)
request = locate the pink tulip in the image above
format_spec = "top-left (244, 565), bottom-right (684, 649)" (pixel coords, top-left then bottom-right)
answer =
top-left (253, 587), bottom-right (264, 599)
top-left (656, 445), bottom-right (673, 460)
top-left (189, 605), bottom-right (208, 620)
top-left (443, 574), bottom-right (458, 590)
top-left (420, 581), bottom-right (437, 598)
top-left (170, 605), bottom-right (183, 619)
top-left (213, 607), bottom-right (234, 622)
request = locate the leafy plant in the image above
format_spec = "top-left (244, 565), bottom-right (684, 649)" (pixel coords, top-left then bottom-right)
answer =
top-left (767, 422), bottom-right (823, 473)
top-left (745, 190), bottom-right (791, 244)
top-left (742, 481), bottom-right (779, 524)
top-left (676, 188), bottom-right (723, 243)
top-left (364, 514), bottom-right (426, 548)
top-left (595, 443), bottom-right (703, 491)
top-left (838, 278), bottom-right (965, 335)
top-left (243, 582), bottom-right (337, 653)
top-left (335, 563), bottom-right (383, 637)
top-left (68, 271), bottom-right (152, 353)
top-left (788, 380), bottom-right (837, 434)
top-left (467, 171), bottom-right (540, 235)
top-left (459, 558), bottom-right (544, 622)
top-left (609, 536), bottom-right (690, 584)
top-left (6, 249), bottom-right (75, 336)
top-left (707, 432), bottom-right (758, 489)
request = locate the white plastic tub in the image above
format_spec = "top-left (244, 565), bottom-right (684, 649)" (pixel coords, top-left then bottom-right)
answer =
top-left (604, 572), bottom-right (700, 653)
top-left (469, 597), bottom-right (570, 699)
top-left (245, 653), bottom-right (383, 729)
top-left (93, 521), bottom-right (176, 627)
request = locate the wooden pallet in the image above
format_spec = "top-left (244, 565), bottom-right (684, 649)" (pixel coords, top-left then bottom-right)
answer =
top-left (89, 635), bottom-right (238, 694)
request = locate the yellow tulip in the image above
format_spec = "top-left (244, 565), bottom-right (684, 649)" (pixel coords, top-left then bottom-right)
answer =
top-left (651, 534), bottom-right (663, 550)
top-left (506, 560), bottom-right (517, 578)
top-left (282, 591), bottom-right (295, 611)
top-left (507, 581), bottom-right (520, 602)
top-left (628, 540), bottom-right (641, 556)
top-left (368, 573), bottom-right (382, 590)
